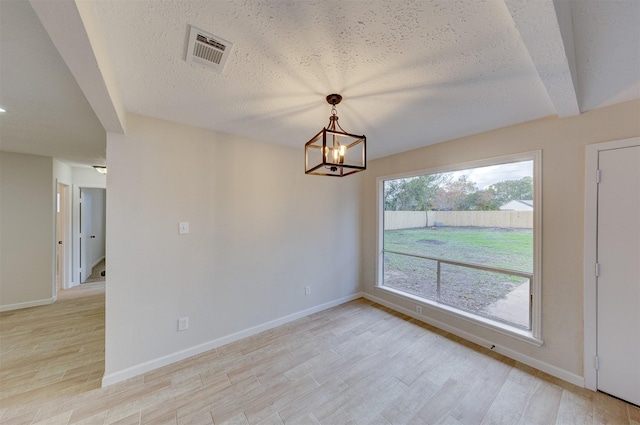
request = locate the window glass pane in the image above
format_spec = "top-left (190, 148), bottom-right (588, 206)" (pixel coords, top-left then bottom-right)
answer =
top-left (384, 251), bottom-right (437, 299)
top-left (381, 159), bottom-right (535, 331)
top-left (385, 227), bottom-right (532, 274)
top-left (439, 263), bottom-right (530, 329)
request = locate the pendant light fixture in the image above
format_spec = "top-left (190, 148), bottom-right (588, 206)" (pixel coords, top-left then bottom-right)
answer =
top-left (304, 94), bottom-right (366, 177)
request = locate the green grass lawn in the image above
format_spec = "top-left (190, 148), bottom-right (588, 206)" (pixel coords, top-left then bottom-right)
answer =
top-left (384, 226), bottom-right (533, 272)
top-left (383, 226), bottom-right (533, 328)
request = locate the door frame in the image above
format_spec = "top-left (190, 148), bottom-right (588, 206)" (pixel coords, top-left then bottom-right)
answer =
top-left (584, 136), bottom-right (640, 391)
top-left (72, 183), bottom-right (106, 287)
top-left (55, 182), bottom-right (71, 292)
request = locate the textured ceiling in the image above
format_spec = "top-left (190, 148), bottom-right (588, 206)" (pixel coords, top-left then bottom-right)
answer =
top-left (92, 0), bottom-right (556, 159)
top-left (0, 1), bottom-right (106, 166)
top-left (1, 0), bottom-right (639, 165)
top-left (571, 0), bottom-right (640, 111)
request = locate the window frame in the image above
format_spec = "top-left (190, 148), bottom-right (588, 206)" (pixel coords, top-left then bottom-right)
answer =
top-left (376, 151), bottom-right (543, 345)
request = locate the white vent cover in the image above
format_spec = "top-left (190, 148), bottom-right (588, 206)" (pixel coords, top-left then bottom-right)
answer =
top-left (186, 26), bottom-right (233, 72)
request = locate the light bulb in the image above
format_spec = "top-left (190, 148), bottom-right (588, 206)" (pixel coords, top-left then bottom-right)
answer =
top-left (339, 145), bottom-right (346, 164)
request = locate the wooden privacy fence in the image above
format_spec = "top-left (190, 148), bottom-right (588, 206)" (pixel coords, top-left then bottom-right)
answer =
top-left (384, 210), bottom-right (533, 230)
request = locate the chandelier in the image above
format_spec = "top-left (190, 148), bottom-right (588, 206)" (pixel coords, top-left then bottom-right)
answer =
top-left (304, 94), bottom-right (366, 177)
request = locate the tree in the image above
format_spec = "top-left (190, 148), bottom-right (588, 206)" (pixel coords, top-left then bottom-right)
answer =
top-left (466, 189), bottom-right (499, 210)
top-left (386, 173), bottom-right (533, 213)
top-left (383, 179), bottom-right (403, 211)
top-left (489, 176), bottom-right (533, 206)
top-left (433, 176), bottom-right (478, 211)
top-left (384, 174), bottom-right (448, 211)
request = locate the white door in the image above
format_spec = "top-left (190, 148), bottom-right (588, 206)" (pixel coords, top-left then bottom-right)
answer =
top-left (596, 145), bottom-right (640, 405)
top-left (56, 183), bottom-right (69, 291)
top-left (79, 189), bottom-right (93, 283)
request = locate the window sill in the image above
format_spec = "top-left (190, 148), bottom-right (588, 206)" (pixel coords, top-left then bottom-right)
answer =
top-left (375, 285), bottom-right (544, 347)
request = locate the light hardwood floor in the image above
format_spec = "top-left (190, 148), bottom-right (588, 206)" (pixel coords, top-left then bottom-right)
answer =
top-left (1, 284), bottom-right (638, 425)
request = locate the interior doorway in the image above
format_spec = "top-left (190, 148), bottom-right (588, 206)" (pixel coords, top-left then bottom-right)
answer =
top-left (584, 137), bottom-right (640, 406)
top-left (79, 187), bottom-right (106, 284)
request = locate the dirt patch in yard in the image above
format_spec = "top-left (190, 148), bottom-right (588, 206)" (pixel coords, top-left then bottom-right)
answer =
top-left (416, 239), bottom-right (446, 245)
top-left (383, 226), bottom-right (532, 329)
top-left (384, 265), bottom-right (528, 328)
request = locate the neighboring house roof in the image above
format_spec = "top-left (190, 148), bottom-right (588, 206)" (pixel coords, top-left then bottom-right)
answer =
top-left (499, 200), bottom-right (534, 211)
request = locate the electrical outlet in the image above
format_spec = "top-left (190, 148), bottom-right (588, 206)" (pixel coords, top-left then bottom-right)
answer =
top-left (305, 285), bottom-right (311, 295)
top-left (178, 317), bottom-right (189, 331)
top-left (416, 305), bottom-right (422, 314)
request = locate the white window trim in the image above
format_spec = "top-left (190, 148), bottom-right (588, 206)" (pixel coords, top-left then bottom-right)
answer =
top-left (376, 150), bottom-right (543, 344)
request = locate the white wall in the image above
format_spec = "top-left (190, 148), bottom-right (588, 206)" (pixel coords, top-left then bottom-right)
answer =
top-left (73, 166), bottom-right (107, 187)
top-left (0, 152), bottom-right (54, 310)
top-left (361, 99), bottom-right (640, 383)
top-left (53, 159), bottom-right (73, 186)
top-left (104, 113), bottom-right (362, 383)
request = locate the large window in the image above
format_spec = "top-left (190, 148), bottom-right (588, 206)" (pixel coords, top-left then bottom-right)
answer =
top-left (377, 152), bottom-right (541, 342)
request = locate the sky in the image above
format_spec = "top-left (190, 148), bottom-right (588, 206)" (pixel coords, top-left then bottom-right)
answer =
top-left (449, 160), bottom-right (533, 189)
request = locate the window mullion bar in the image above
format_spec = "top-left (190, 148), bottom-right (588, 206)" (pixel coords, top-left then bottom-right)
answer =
top-left (529, 279), bottom-right (533, 329)
top-left (436, 260), bottom-right (441, 302)
top-left (383, 249), bottom-right (532, 279)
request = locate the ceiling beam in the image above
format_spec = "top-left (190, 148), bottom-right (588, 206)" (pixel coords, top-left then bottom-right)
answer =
top-left (29, 0), bottom-right (126, 133)
top-left (505, 0), bottom-right (581, 117)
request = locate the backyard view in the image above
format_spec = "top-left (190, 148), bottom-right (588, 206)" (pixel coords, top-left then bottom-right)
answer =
top-left (382, 159), bottom-right (535, 329)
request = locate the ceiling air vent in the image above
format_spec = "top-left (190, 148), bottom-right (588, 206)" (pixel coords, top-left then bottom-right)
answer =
top-left (186, 25), bottom-right (233, 72)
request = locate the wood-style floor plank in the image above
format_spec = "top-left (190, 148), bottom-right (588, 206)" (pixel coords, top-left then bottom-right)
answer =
top-left (1, 283), bottom-right (638, 424)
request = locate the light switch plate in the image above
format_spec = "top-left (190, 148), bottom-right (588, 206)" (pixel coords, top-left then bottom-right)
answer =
top-left (179, 222), bottom-right (190, 234)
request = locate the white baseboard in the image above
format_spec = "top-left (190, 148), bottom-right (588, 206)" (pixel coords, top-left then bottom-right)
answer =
top-left (0, 297), bottom-right (56, 312)
top-left (91, 256), bottom-right (105, 269)
top-left (102, 292), bottom-right (363, 387)
top-left (363, 292), bottom-right (585, 388)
